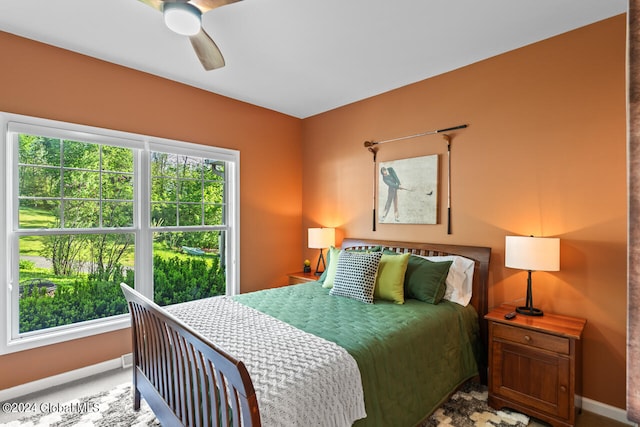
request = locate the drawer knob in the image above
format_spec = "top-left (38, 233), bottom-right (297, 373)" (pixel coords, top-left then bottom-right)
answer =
top-left (523, 335), bottom-right (531, 342)
top-left (560, 385), bottom-right (567, 393)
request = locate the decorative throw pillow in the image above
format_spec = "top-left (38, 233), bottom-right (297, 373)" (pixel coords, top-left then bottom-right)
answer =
top-left (404, 257), bottom-right (453, 304)
top-left (346, 245), bottom-right (382, 253)
top-left (321, 246), bottom-right (382, 288)
top-left (320, 246), bottom-right (342, 289)
top-left (330, 250), bottom-right (383, 304)
top-left (374, 252), bottom-right (410, 304)
top-left (419, 255), bottom-right (475, 306)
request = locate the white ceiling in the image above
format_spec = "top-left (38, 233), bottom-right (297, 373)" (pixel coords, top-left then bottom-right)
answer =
top-left (0, 0), bottom-right (628, 118)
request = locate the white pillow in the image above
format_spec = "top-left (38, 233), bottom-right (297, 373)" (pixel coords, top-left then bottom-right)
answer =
top-left (418, 255), bottom-right (475, 306)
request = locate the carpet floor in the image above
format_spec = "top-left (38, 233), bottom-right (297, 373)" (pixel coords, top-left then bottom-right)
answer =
top-left (5, 381), bottom-right (529, 427)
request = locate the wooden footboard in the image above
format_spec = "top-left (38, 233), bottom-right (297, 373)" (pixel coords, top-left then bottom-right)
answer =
top-left (120, 283), bottom-right (261, 427)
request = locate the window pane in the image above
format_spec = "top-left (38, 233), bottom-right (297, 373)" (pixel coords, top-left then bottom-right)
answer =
top-left (203, 160), bottom-right (225, 181)
top-left (203, 181), bottom-right (224, 203)
top-left (150, 153), bottom-right (226, 226)
top-left (18, 233), bottom-right (135, 333)
top-left (64, 200), bottom-right (100, 228)
top-left (19, 202), bottom-right (60, 229)
top-left (178, 203), bottom-right (201, 226)
top-left (179, 179), bottom-right (202, 202)
top-left (176, 155), bottom-right (202, 179)
top-left (19, 166), bottom-right (60, 198)
top-left (102, 173), bottom-right (133, 200)
top-left (204, 204), bottom-right (223, 225)
top-left (18, 134), bottom-right (134, 230)
top-left (63, 140), bottom-right (99, 169)
top-left (151, 202), bottom-right (177, 226)
top-left (63, 170), bottom-right (100, 199)
top-left (152, 231), bottom-right (225, 306)
top-left (152, 178), bottom-right (177, 202)
top-left (102, 145), bottom-right (133, 173)
top-left (151, 152), bottom-right (177, 177)
top-left (103, 202), bottom-right (134, 227)
top-left (18, 135), bottom-right (61, 166)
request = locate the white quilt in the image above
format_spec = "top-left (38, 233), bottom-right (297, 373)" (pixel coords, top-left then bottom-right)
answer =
top-left (166, 296), bottom-right (367, 427)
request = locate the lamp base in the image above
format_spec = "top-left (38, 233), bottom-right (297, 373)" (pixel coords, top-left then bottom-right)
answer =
top-left (516, 306), bottom-right (544, 316)
top-left (314, 248), bottom-right (327, 277)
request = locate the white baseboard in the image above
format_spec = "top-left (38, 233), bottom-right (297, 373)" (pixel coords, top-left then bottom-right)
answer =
top-left (1, 361), bottom-right (638, 427)
top-left (121, 352), bottom-right (133, 369)
top-left (582, 396), bottom-right (637, 426)
top-left (0, 354), bottom-right (132, 402)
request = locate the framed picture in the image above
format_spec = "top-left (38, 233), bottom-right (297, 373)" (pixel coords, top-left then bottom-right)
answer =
top-left (378, 154), bottom-right (438, 224)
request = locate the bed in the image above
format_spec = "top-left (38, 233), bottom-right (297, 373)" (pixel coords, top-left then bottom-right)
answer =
top-left (120, 238), bottom-right (491, 426)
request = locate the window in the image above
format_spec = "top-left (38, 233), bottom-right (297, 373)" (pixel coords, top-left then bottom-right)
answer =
top-left (0, 113), bottom-right (239, 354)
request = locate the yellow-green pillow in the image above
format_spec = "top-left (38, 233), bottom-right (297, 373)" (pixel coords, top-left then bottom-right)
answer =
top-left (321, 246), bottom-right (342, 289)
top-left (374, 252), bottom-right (410, 304)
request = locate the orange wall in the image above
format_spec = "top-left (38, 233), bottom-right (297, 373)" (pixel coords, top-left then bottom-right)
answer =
top-left (301, 15), bottom-right (627, 408)
top-left (0, 31), bottom-right (302, 389)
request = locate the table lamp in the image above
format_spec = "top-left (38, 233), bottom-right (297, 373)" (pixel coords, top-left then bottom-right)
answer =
top-left (505, 235), bottom-right (560, 316)
top-left (308, 228), bottom-right (335, 276)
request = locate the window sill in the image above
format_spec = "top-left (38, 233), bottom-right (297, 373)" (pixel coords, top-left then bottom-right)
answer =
top-left (0, 315), bottom-right (130, 355)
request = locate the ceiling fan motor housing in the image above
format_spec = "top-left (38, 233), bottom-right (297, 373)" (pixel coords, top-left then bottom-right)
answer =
top-left (163, 2), bottom-right (202, 36)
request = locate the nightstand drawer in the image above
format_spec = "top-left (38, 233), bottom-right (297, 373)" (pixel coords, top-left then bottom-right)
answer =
top-left (493, 323), bottom-right (569, 354)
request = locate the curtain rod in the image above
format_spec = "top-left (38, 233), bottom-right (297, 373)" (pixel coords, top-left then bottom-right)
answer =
top-left (363, 124), bottom-right (467, 147)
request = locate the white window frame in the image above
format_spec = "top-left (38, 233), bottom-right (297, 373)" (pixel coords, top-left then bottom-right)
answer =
top-left (0, 112), bottom-right (240, 355)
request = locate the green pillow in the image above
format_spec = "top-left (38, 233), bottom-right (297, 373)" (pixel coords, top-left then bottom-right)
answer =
top-left (321, 246), bottom-right (342, 289)
top-left (374, 252), bottom-right (410, 304)
top-left (404, 257), bottom-right (453, 304)
top-left (346, 245), bottom-right (382, 253)
top-left (382, 248), bottom-right (401, 255)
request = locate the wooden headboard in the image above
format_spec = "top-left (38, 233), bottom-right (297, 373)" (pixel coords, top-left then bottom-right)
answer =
top-left (341, 238), bottom-right (492, 382)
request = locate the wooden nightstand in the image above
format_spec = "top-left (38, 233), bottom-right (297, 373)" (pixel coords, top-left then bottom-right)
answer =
top-left (485, 305), bottom-right (586, 427)
top-left (287, 271), bottom-right (319, 285)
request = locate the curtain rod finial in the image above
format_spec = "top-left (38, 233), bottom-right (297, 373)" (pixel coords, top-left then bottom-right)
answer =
top-left (367, 146), bottom-right (378, 161)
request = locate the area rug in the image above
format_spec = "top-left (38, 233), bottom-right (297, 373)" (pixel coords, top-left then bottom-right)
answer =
top-left (8, 381), bottom-right (529, 426)
top-left (421, 381), bottom-right (530, 427)
top-left (5, 383), bottom-right (159, 427)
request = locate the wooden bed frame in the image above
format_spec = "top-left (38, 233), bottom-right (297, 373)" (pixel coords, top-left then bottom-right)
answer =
top-left (121, 238), bottom-right (491, 427)
top-left (120, 284), bottom-right (261, 427)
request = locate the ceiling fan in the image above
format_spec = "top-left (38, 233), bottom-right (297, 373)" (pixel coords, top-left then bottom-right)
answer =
top-left (138, 0), bottom-right (241, 70)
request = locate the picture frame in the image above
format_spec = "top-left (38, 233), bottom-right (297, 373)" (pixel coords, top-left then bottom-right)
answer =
top-left (377, 154), bottom-right (439, 224)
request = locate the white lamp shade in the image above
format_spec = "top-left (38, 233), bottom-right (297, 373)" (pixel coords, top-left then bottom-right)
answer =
top-left (505, 236), bottom-right (560, 271)
top-left (308, 228), bottom-right (335, 249)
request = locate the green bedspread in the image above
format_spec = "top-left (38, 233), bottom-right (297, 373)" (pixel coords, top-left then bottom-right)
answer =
top-left (233, 281), bottom-right (481, 427)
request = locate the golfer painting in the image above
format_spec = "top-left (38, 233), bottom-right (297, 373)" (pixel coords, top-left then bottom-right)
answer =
top-left (380, 167), bottom-right (402, 221)
top-left (378, 155), bottom-right (438, 224)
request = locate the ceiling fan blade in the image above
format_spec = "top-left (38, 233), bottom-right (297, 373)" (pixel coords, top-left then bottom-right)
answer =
top-left (190, 28), bottom-right (225, 70)
top-left (137, 0), bottom-right (163, 12)
top-left (190, 0), bottom-right (241, 13)
top-left (137, 0), bottom-right (240, 14)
